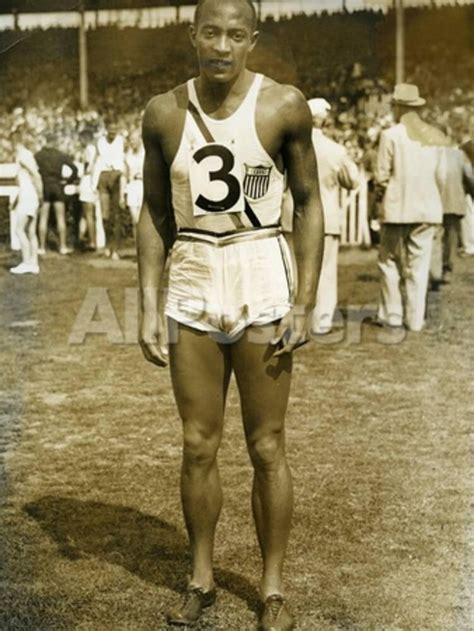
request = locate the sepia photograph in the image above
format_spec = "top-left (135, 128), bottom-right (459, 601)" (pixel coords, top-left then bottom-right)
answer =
top-left (0, 1), bottom-right (472, 629)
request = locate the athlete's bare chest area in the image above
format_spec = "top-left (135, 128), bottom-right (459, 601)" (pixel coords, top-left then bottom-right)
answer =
top-left (160, 88), bottom-right (285, 169)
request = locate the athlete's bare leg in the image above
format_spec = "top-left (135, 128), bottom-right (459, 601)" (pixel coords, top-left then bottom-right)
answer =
top-left (53, 201), bottom-right (68, 252)
top-left (15, 213), bottom-right (31, 262)
top-left (27, 215), bottom-right (39, 266)
top-left (129, 205), bottom-right (140, 243)
top-left (232, 324), bottom-right (293, 600)
top-left (38, 202), bottom-right (50, 251)
top-left (99, 192), bottom-right (111, 254)
top-left (82, 202), bottom-right (96, 249)
top-left (169, 323), bottom-right (232, 591)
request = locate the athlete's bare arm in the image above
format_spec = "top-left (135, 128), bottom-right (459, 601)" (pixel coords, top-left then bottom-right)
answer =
top-left (19, 152), bottom-right (43, 201)
top-left (137, 93), bottom-right (182, 367)
top-left (270, 85), bottom-right (324, 354)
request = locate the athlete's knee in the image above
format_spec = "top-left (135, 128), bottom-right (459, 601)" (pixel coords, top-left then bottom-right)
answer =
top-left (182, 424), bottom-right (220, 469)
top-left (248, 428), bottom-right (285, 471)
top-left (26, 218), bottom-right (35, 236)
top-left (100, 198), bottom-right (110, 219)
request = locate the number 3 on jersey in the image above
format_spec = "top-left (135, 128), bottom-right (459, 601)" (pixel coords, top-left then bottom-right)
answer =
top-left (189, 142), bottom-right (245, 216)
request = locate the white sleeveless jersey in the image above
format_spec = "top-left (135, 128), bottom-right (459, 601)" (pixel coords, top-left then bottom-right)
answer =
top-left (170, 73), bottom-right (285, 233)
top-left (125, 148), bottom-right (145, 181)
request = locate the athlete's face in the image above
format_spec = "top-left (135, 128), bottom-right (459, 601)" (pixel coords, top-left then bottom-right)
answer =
top-left (107, 123), bottom-right (118, 142)
top-left (80, 134), bottom-right (92, 148)
top-left (190, 1), bottom-right (258, 83)
top-left (129, 133), bottom-right (142, 152)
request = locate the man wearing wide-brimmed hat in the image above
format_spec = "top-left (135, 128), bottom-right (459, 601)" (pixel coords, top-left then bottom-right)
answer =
top-left (375, 83), bottom-right (447, 331)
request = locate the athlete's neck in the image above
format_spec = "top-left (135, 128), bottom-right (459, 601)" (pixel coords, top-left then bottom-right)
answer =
top-left (196, 69), bottom-right (255, 114)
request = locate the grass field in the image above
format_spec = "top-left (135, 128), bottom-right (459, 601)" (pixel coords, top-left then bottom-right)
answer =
top-left (0, 245), bottom-right (472, 630)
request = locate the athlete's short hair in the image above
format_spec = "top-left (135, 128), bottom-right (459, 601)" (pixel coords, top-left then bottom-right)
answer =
top-left (194, 0), bottom-right (258, 30)
top-left (104, 114), bottom-right (118, 128)
top-left (10, 129), bottom-right (23, 144)
top-left (79, 128), bottom-right (94, 141)
top-left (45, 132), bottom-right (57, 145)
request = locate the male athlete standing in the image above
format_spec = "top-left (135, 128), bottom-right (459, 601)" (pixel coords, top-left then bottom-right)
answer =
top-left (138, 1), bottom-right (324, 629)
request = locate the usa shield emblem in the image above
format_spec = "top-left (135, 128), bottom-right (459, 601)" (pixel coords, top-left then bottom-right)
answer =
top-left (243, 164), bottom-right (272, 200)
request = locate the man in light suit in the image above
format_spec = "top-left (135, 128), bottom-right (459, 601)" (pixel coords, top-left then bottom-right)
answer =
top-left (375, 84), bottom-right (447, 332)
top-left (460, 139), bottom-right (474, 255)
top-left (430, 138), bottom-right (470, 287)
top-left (308, 98), bottom-right (359, 334)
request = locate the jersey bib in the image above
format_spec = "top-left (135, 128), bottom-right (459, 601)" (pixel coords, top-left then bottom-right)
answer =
top-left (170, 73), bottom-right (285, 233)
top-left (188, 141), bottom-right (245, 216)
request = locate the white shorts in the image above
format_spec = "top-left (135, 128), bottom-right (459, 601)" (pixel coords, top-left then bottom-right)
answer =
top-left (15, 197), bottom-right (39, 219)
top-left (126, 179), bottom-right (143, 213)
top-left (79, 175), bottom-right (96, 204)
top-left (165, 226), bottom-right (295, 341)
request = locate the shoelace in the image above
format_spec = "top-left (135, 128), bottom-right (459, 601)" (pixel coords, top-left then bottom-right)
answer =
top-left (266, 595), bottom-right (284, 620)
top-left (183, 587), bottom-right (203, 602)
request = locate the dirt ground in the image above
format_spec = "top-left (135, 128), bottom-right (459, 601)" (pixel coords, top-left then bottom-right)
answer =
top-left (0, 244), bottom-right (472, 630)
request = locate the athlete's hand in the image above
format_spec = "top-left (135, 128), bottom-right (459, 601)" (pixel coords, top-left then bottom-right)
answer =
top-left (271, 306), bottom-right (310, 356)
top-left (139, 310), bottom-right (169, 367)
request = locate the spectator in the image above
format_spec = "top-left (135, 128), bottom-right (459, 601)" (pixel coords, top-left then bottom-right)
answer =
top-left (35, 132), bottom-right (78, 255)
top-left (361, 135), bottom-right (381, 244)
top-left (78, 129), bottom-right (98, 250)
top-left (124, 130), bottom-right (145, 240)
top-left (460, 139), bottom-right (474, 255)
top-left (9, 131), bottom-right (42, 275)
top-left (431, 136), bottom-right (470, 287)
top-left (93, 117), bottom-right (126, 260)
top-left (307, 98), bottom-right (359, 335)
top-left (375, 83), bottom-right (448, 332)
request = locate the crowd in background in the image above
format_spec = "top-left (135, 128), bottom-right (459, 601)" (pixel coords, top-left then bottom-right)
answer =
top-left (0, 6), bottom-right (472, 156)
top-left (0, 5), bottom-right (472, 263)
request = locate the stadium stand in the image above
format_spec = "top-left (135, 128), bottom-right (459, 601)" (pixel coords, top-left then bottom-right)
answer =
top-left (0, 6), bottom-right (472, 245)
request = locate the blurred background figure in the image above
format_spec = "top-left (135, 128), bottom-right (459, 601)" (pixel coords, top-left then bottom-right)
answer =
top-left (124, 130), bottom-right (145, 241)
top-left (77, 129), bottom-right (97, 251)
top-left (10, 130), bottom-right (42, 274)
top-left (361, 133), bottom-right (381, 246)
top-left (0, 3), bottom-right (471, 274)
top-left (460, 139), bottom-right (474, 255)
top-left (430, 129), bottom-right (470, 289)
top-left (35, 132), bottom-right (78, 255)
top-left (375, 83), bottom-right (447, 331)
top-left (93, 117), bottom-right (125, 260)
top-left (308, 98), bottom-right (359, 335)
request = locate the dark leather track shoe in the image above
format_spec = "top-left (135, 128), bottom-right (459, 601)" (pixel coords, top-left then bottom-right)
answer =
top-left (259, 594), bottom-right (295, 631)
top-left (166, 586), bottom-right (216, 626)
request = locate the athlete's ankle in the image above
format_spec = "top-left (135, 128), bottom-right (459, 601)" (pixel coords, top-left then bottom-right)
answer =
top-left (189, 571), bottom-right (215, 593)
top-left (260, 577), bottom-right (285, 601)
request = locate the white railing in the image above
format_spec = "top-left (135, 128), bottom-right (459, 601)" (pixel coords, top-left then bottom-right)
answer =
top-left (2, 167), bottom-right (371, 250)
top-left (340, 174), bottom-right (371, 246)
top-left (0, 163), bottom-right (19, 249)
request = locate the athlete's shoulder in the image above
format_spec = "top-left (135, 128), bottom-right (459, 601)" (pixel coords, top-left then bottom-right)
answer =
top-left (259, 76), bottom-right (311, 134)
top-left (18, 145), bottom-right (35, 161)
top-left (143, 82), bottom-right (189, 138)
top-left (260, 76), bottom-right (308, 110)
